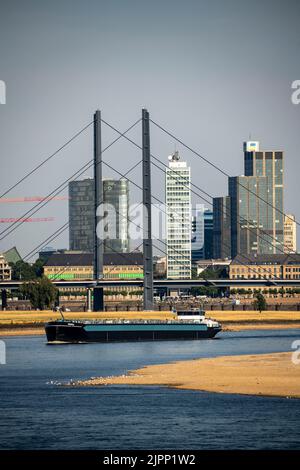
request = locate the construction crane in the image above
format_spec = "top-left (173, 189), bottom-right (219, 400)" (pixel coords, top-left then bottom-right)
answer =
top-left (0, 217), bottom-right (55, 223)
top-left (0, 196), bottom-right (68, 203)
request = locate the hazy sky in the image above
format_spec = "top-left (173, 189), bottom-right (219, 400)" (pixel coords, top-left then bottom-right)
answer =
top-left (0, 0), bottom-right (299, 258)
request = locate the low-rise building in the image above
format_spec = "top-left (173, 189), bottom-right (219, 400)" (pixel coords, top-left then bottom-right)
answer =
top-left (0, 254), bottom-right (12, 280)
top-left (229, 254), bottom-right (300, 295)
top-left (284, 214), bottom-right (297, 254)
top-left (153, 256), bottom-right (167, 278)
top-left (3, 246), bottom-right (22, 264)
top-left (44, 251), bottom-right (143, 295)
top-left (196, 258), bottom-right (231, 277)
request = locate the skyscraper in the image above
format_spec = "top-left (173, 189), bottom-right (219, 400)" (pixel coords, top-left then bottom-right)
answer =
top-left (69, 178), bottom-right (130, 253)
top-left (69, 179), bottom-right (94, 252)
top-left (166, 151), bottom-right (191, 279)
top-left (243, 141), bottom-right (284, 254)
top-left (192, 208), bottom-right (214, 262)
top-left (203, 210), bottom-right (214, 259)
top-left (191, 210), bottom-right (204, 263)
top-left (103, 179), bottom-right (130, 253)
top-left (229, 142), bottom-right (284, 257)
top-left (213, 196), bottom-right (231, 259)
top-left (229, 175), bottom-right (270, 256)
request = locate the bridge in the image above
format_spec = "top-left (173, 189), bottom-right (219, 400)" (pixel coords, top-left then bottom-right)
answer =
top-left (1, 108), bottom-right (299, 311)
top-left (1, 279), bottom-right (299, 289)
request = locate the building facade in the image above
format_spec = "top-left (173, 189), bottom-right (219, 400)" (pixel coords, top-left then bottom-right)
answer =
top-left (192, 208), bottom-right (214, 261)
top-left (44, 252), bottom-right (143, 282)
top-left (284, 214), bottom-right (297, 253)
top-left (3, 246), bottom-right (22, 264)
top-left (166, 151), bottom-right (191, 279)
top-left (69, 178), bottom-right (130, 254)
top-left (213, 196), bottom-right (231, 259)
top-left (153, 256), bottom-right (167, 278)
top-left (243, 142), bottom-right (284, 254)
top-left (0, 254), bottom-right (11, 280)
top-left (229, 175), bottom-right (270, 256)
top-left (69, 179), bottom-right (94, 252)
top-left (229, 253), bottom-right (300, 281)
top-left (103, 179), bottom-right (130, 253)
top-left (214, 142), bottom-right (285, 260)
top-left (228, 142), bottom-right (284, 257)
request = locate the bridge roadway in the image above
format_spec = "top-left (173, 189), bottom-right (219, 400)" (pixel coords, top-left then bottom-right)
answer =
top-left (1, 279), bottom-right (300, 289)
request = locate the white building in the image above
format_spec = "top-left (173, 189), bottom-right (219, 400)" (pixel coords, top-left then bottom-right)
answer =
top-left (166, 151), bottom-right (191, 279)
top-left (284, 214), bottom-right (297, 253)
top-left (0, 254), bottom-right (11, 281)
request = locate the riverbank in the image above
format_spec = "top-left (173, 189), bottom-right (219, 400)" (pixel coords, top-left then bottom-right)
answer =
top-left (1, 310), bottom-right (300, 336)
top-left (77, 352), bottom-right (300, 398)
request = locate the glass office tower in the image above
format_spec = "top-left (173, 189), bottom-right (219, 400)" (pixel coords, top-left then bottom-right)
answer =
top-left (229, 142), bottom-right (284, 257)
top-left (213, 196), bottom-right (231, 259)
top-left (69, 179), bottom-right (94, 252)
top-left (69, 178), bottom-right (130, 253)
top-left (244, 142), bottom-right (284, 254)
top-left (103, 179), bottom-right (130, 253)
top-left (191, 208), bottom-right (214, 262)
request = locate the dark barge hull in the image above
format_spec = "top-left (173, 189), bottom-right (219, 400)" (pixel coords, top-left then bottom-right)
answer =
top-left (45, 321), bottom-right (221, 343)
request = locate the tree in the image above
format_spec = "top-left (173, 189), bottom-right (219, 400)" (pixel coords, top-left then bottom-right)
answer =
top-left (198, 267), bottom-right (226, 280)
top-left (32, 258), bottom-right (44, 277)
top-left (253, 292), bottom-right (267, 313)
top-left (279, 287), bottom-right (285, 298)
top-left (10, 258), bottom-right (45, 280)
top-left (191, 267), bottom-right (198, 279)
top-left (237, 288), bottom-right (247, 295)
top-left (191, 286), bottom-right (208, 296)
top-left (10, 260), bottom-right (36, 280)
top-left (20, 277), bottom-right (58, 310)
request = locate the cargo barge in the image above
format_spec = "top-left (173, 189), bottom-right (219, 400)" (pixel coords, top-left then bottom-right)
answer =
top-left (45, 309), bottom-right (221, 343)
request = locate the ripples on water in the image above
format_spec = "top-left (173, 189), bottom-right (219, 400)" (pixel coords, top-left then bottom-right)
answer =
top-left (0, 329), bottom-right (300, 449)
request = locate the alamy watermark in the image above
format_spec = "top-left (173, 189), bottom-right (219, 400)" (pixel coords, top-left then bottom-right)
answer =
top-left (291, 340), bottom-right (300, 365)
top-left (0, 80), bottom-right (6, 104)
top-left (0, 340), bottom-right (6, 365)
top-left (95, 201), bottom-right (206, 247)
top-left (291, 80), bottom-right (300, 105)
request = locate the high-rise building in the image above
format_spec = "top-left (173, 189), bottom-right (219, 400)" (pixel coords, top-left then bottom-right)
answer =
top-left (213, 196), bottom-right (231, 259)
top-left (203, 210), bottom-right (214, 259)
top-left (103, 179), bottom-right (130, 253)
top-left (229, 175), bottom-right (271, 256)
top-left (166, 151), bottom-right (191, 279)
top-left (192, 208), bottom-right (214, 262)
top-left (69, 179), bottom-right (94, 252)
top-left (284, 214), bottom-right (297, 253)
top-left (243, 141), bottom-right (284, 254)
top-left (191, 209), bottom-right (204, 263)
top-left (213, 141), bottom-right (285, 259)
top-left (69, 178), bottom-right (130, 253)
top-left (228, 142), bottom-right (284, 257)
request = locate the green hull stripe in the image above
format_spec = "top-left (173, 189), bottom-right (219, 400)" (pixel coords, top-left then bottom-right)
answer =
top-left (84, 324), bottom-right (208, 332)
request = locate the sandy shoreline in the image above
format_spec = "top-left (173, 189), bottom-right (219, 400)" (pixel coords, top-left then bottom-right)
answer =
top-left (77, 352), bottom-right (300, 398)
top-left (0, 327), bottom-right (45, 336)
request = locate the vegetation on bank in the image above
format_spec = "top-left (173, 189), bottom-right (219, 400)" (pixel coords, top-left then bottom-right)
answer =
top-left (253, 292), bottom-right (267, 312)
top-left (20, 277), bottom-right (58, 310)
top-left (10, 259), bottom-right (44, 280)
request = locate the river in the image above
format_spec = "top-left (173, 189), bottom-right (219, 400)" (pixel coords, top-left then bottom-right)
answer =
top-left (0, 329), bottom-right (300, 449)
